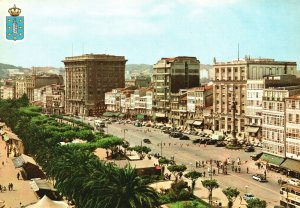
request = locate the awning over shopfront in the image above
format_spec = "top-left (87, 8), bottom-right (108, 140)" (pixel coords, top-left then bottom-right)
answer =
top-left (280, 159), bottom-right (300, 173)
top-left (261, 153), bottom-right (285, 167)
top-left (103, 112), bottom-right (120, 117)
top-left (193, 120), bottom-right (203, 126)
top-left (118, 113), bottom-right (125, 118)
top-left (246, 126), bottom-right (260, 133)
top-left (29, 179), bottom-right (56, 192)
top-left (186, 120), bottom-right (194, 125)
top-left (136, 114), bottom-right (145, 119)
top-left (12, 154), bottom-right (37, 168)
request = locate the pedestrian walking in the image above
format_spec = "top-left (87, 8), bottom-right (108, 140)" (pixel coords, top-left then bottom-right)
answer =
top-left (264, 170), bottom-right (267, 177)
top-left (238, 166), bottom-right (241, 173)
top-left (17, 172), bottom-right (20, 180)
top-left (213, 169), bottom-right (216, 175)
top-left (235, 167), bottom-right (237, 173)
top-left (196, 161), bottom-right (198, 168)
top-left (2, 161), bottom-right (4, 166)
top-left (203, 171), bottom-right (206, 177)
top-left (8, 183), bottom-right (10, 191)
top-left (240, 195), bottom-right (242, 204)
top-left (247, 167), bottom-right (249, 173)
top-left (0, 185), bottom-right (2, 192)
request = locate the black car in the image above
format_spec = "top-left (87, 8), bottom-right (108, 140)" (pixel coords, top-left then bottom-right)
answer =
top-left (179, 135), bottom-right (190, 140)
top-left (215, 141), bottom-right (226, 147)
top-left (245, 146), bottom-right (255, 152)
top-left (250, 152), bottom-right (263, 161)
top-left (170, 132), bottom-right (182, 138)
top-left (143, 138), bottom-right (151, 144)
top-left (200, 137), bottom-right (210, 144)
top-left (193, 139), bottom-right (201, 144)
top-left (206, 140), bottom-right (217, 145)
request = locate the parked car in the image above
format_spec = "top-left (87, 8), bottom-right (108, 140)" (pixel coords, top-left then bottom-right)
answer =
top-left (193, 139), bottom-right (201, 144)
top-left (288, 178), bottom-right (300, 186)
top-left (200, 137), bottom-right (210, 144)
top-left (170, 132), bottom-right (182, 138)
top-left (134, 122), bottom-right (142, 127)
top-left (252, 174), bottom-right (268, 182)
top-left (206, 140), bottom-right (217, 145)
top-left (143, 138), bottom-right (151, 144)
top-left (215, 141), bottom-right (226, 147)
top-left (245, 146), bottom-right (255, 152)
top-left (145, 123), bottom-right (152, 127)
top-left (250, 152), bottom-right (263, 161)
top-left (243, 193), bottom-right (255, 201)
top-left (198, 132), bottom-right (208, 137)
top-left (179, 135), bottom-right (190, 140)
top-left (106, 121), bottom-right (112, 124)
top-left (163, 130), bottom-right (171, 134)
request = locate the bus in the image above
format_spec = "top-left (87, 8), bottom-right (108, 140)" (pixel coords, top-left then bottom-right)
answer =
top-left (280, 184), bottom-right (300, 208)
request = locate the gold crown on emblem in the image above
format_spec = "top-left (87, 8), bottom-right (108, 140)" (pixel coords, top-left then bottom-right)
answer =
top-left (8, 4), bottom-right (21, 16)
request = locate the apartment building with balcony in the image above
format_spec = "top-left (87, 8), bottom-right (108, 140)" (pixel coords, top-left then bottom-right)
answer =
top-left (33, 84), bottom-right (65, 114)
top-left (262, 86), bottom-right (300, 159)
top-left (153, 57), bottom-right (200, 122)
top-left (213, 57), bottom-right (297, 136)
top-left (186, 84), bottom-right (213, 129)
top-left (170, 89), bottom-right (187, 127)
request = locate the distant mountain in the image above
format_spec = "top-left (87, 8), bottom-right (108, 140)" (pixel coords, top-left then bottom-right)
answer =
top-left (125, 64), bottom-right (153, 79)
top-left (0, 63), bottom-right (28, 80)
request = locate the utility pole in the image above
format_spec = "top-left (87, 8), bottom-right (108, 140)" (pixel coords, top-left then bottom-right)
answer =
top-left (161, 141), bottom-right (163, 156)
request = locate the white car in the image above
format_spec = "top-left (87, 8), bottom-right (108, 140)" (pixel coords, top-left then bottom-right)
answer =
top-left (288, 178), bottom-right (300, 186)
top-left (243, 193), bottom-right (255, 201)
top-left (252, 174), bottom-right (268, 182)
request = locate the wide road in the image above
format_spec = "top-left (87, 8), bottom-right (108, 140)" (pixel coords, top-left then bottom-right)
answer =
top-left (105, 122), bottom-right (282, 207)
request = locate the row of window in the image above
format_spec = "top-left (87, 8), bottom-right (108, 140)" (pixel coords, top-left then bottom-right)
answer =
top-left (286, 127), bottom-right (300, 139)
top-left (263, 102), bottom-right (284, 111)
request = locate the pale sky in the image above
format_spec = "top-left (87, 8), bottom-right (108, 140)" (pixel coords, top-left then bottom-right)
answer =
top-left (0, 0), bottom-right (299, 68)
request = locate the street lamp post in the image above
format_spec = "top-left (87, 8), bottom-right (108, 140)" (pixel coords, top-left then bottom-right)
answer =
top-left (189, 162), bottom-right (193, 171)
top-left (123, 129), bottom-right (128, 143)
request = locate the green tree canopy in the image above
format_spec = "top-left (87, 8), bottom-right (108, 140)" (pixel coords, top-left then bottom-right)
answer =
top-left (184, 171), bottom-right (202, 194)
top-left (158, 157), bottom-right (172, 165)
top-left (246, 198), bottom-right (267, 208)
top-left (222, 187), bottom-right (240, 208)
top-left (201, 179), bottom-right (219, 204)
top-left (168, 164), bottom-right (187, 181)
top-left (128, 145), bottom-right (151, 158)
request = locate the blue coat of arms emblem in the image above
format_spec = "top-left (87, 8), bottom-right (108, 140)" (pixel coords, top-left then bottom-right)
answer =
top-left (6, 5), bottom-right (24, 41)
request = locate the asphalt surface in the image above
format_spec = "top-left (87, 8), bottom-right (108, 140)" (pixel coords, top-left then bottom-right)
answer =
top-left (77, 117), bottom-right (284, 207)
top-left (106, 122), bottom-right (283, 207)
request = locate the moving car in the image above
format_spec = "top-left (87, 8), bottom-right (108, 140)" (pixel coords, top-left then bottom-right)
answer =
top-left (206, 139), bottom-right (217, 145)
top-left (250, 152), bottom-right (263, 161)
top-left (179, 135), bottom-right (190, 140)
top-left (245, 146), bottom-right (255, 152)
top-left (243, 193), bottom-right (255, 201)
top-left (143, 138), bottom-right (151, 144)
top-left (252, 174), bottom-right (268, 182)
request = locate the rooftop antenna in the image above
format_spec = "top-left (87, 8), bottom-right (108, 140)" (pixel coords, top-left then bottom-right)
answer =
top-left (238, 43), bottom-right (240, 61)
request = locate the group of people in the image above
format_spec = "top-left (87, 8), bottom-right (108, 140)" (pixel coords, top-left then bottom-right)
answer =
top-left (0, 183), bottom-right (13, 192)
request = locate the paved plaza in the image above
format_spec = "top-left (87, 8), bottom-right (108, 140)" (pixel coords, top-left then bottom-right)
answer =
top-left (0, 133), bottom-right (38, 208)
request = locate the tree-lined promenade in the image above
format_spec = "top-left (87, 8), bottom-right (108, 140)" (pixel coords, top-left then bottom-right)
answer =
top-left (0, 97), bottom-right (159, 208)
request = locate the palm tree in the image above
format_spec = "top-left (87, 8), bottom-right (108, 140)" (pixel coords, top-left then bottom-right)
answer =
top-left (84, 165), bottom-right (159, 208)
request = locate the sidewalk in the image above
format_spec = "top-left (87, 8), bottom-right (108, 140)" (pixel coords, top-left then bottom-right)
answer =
top-left (0, 133), bottom-right (38, 207)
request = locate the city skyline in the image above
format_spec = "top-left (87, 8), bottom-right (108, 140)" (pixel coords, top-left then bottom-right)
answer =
top-left (0, 0), bottom-right (300, 68)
